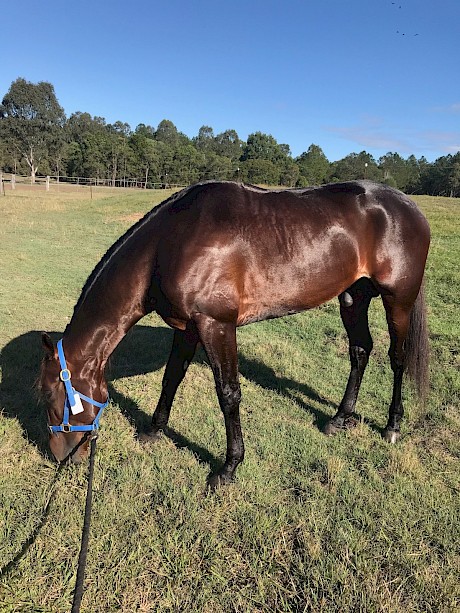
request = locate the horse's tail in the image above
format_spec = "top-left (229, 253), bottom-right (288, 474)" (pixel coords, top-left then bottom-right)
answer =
top-left (405, 277), bottom-right (429, 402)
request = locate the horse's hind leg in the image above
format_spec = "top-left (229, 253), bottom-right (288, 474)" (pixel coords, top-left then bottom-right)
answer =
top-left (193, 313), bottom-right (244, 489)
top-left (381, 295), bottom-right (412, 443)
top-left (325, 278), bottom-right (376, 435)
top-left (141, 326), bottom-right (198, 441)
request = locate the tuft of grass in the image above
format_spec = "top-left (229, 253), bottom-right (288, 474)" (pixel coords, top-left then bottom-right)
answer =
top-left (1, 189), bottom-right (459, 612)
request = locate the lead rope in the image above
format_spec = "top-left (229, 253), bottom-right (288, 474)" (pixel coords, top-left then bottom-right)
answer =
top-left (71, 435), bottom-right (97, 613)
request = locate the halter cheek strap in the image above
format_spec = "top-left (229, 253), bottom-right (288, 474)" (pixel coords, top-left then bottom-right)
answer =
top-left (48, 339), bottom-right (110, 434)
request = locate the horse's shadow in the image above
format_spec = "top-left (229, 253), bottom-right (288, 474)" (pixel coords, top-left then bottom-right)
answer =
top-left (0, 325), bottom-right (337, 467)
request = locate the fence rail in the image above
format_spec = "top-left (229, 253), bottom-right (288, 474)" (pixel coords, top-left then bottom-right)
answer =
top-left (0, 172), bottom-right (187, 194)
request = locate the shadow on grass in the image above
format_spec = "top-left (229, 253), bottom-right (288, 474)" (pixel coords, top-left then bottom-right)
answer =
top-left (1, 324), bottom-right (364, 466)
top-left (238, 354), bottom-right (337, 432)
top-left (0, 330), bottom-right (51, 457)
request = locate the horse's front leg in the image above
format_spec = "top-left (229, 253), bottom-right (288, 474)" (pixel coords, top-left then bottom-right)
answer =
top-left (140, 326), bottom-right (198, 441)
top-left (193, 313), bottom-right (244, 489)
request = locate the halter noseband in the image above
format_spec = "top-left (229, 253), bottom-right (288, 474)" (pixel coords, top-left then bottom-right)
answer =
top-left (48, 339), bottom-right (110, 434)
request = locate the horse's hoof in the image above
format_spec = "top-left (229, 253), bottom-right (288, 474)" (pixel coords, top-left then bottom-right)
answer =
top-left (138, 430), bottom-right (162, 444)
top-left (324, 416), bottom-right (357, 436)
top-left (207, 472), bottom-right (233, 491)
top-left (324, 420), bottom-right (341, 436)
top-left (383, 429), bottom-right (400, 444)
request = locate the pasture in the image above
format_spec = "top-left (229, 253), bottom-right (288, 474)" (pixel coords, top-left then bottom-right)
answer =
top-left (0, 187), bottom-right (459, 612)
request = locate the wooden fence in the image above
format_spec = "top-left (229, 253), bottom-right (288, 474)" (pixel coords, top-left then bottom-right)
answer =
top-left (0, 172), bottom-right (187, 194)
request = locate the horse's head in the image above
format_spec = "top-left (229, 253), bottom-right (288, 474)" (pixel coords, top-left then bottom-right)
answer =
top-left (39, 333), bottom-right (109, 463)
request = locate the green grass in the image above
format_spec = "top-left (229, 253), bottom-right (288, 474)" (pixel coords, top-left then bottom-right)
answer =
top-left (0, 188), bottom-right (459, 612)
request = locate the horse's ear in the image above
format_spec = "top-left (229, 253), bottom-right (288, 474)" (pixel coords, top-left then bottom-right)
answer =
top-left (41, 332), bottom-right (56, 358)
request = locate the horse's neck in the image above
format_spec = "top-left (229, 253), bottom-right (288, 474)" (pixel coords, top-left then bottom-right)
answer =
top-left (64, 245), bottom-right (152, 368)
top-left (65, 306), bottom-right (145, 371)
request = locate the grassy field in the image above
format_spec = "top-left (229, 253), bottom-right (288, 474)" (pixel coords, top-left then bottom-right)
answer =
top-left (0, 187), bottom-right (459, 612)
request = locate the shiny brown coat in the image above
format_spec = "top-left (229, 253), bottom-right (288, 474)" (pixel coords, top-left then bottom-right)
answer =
top-left (40, 180), bottom-right (430, 486)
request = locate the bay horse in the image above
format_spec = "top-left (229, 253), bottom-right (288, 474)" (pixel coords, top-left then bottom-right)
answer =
top-left (39, 180), bottom-right (430, 488)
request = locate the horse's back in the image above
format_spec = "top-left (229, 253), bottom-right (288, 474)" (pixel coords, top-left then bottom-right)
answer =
top-left (150, 181), bottom-right (429, 327)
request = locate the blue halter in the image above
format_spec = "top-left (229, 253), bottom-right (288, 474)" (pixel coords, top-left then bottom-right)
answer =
top-left (48, 339), bottom-right (110, 434)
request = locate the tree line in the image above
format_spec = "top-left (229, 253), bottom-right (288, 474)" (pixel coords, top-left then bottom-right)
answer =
top-left (1, 77), bottom-right (459, 196)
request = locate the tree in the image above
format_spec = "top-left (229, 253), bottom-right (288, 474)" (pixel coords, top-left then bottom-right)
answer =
top-left (134, 123), bottom-right (155, 139)
top-left (330, 151), bottom-right (381, 183)
top-left (378, 152), bottom-right (422, 191)
top-left (419, 153), bottom-right (460, 197)
top-left (194, 125), bottom-right (215, 152)
top-left (67, 112), bottom-right (106, 143)
top-left (296, 144), bottom-right (330, 186)
top-left (402, 155), bottom-right (423, 193)
top-left (64, 112), bottom-right (110, 179)
top-left (0, 78), bottom-right (65, 181)
top-left (448, 153), bottom-right (460, 197)
top-left (197, 152), bottom-right (233, 182)
top-left (240, 159), bottom-right (280, 185)
top-left (279, 159), bottom-right (300, 187)
top-left (63, 141), bottom-right (84, 177)
top-left (130, 133), bottom-right (160, 187)
top-left (0, 135), bottom-right (20, 173)
top-left (153, 141), bottom-right (174, 184)
top-left (169, 144), bottom-right (203, 184)
top-left (214, 129), bottom-right (242, 161)
top-left (242, 131), bottom-right (289, 165)
top-left (155, 119), bottom-right (189, 147)
top-left (240, 132), bottom-right (294, 185)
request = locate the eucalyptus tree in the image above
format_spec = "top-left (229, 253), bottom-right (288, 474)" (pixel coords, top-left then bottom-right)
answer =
top-left (65, 113), bottom-right (109, 179)
top-left (240, 132), bottom-right (294, 184)
top-left (378, 152), bottom-right (423, 191)
top-left (242, 131), bottom-right (290, 165)
top-left (155, 119), bottom-right (190, 147)
top-left (105, 121), bottom-right (133, 185)
top-left (134, 123), bottom-right (156, 139)
top-left (129, 132), bottom-right (160, 186)
top-left (419, 153), bottom-right (460, 197)
top-left (296, 144), bottom-right (330, 186)
top-left (193, 125), bottom-right (216, 152)
top-left (197, 151), bottom-right (233, 181)
top-left (448, 153), bottom-right (460, 197)
top-left (214, 129), bottom-right (242, 161)
top-left (0, 78), bottom-right (65, 181)
top-left (330, 151), bottom-right (381, 183)
top-left (240, 158), bottom-right (280, 185)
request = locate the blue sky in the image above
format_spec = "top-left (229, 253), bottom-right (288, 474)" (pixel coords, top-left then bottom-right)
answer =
top-left (1, 0), bottom-right (459, 161)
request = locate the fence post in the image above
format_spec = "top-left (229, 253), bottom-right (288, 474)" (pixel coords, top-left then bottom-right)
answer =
top-left (11, 174), bottom-right (15, 190)
top-left (46, 176), bottom-right (50, 191)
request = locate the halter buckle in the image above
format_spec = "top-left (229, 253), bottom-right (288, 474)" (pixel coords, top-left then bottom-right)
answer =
top-left (62, 424), bottom-right (72, 433)
top-left (60, 368), bottom-right (72, 382)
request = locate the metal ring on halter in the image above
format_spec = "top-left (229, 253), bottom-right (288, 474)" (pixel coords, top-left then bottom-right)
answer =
top-left (60, 368), bottom-right (72, 382)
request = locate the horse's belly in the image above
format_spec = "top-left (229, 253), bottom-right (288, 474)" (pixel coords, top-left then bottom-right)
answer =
top-left (236, 267), bottom-right (358, 326)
